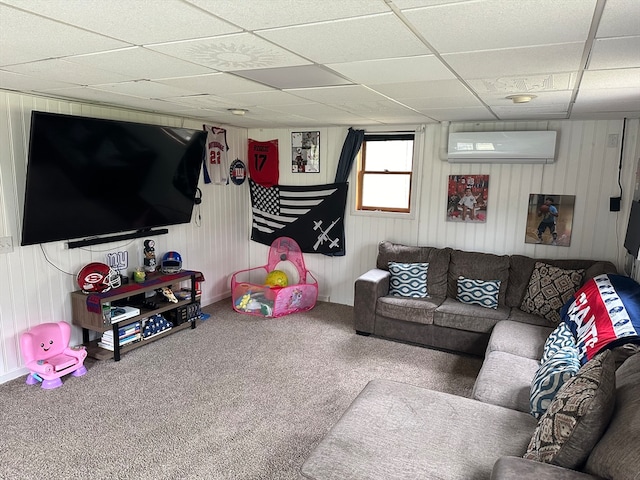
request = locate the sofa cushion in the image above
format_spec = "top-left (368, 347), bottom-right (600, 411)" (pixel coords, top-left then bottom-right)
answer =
top-left (562, 273), bottom-right (640, 364)
top-left (301, 379), bottom-right (538, 480)
top-left (457, 276), bottom-right (500, 309)
top-left (376, 241), bottom-right (451, 298)
top-left (486, 320), bottom-right (554, 359)
top-left (530, 346), bottom-right (581, 419)
top-left (523, 350), bottom-right (615, 469)
top-left (491, 456), bottom-right (601, 480)
top-left (376, 296), bottom-right (443, 325)
top-left (434, 298), bottom-right (510, 333)
top-left (520, 262), bottom-right (584, 324)
top-left (584, 351), bottom-right (640, 479)
top-left (508, 307), bottom-right (557, 327)
top-left (473, 351), bottom-right (540, 413)
top-left (388, 261), bottom-right (428, 298)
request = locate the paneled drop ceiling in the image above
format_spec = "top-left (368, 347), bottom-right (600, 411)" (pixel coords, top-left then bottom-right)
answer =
top-left (0, 0), bottom-right (638, 128)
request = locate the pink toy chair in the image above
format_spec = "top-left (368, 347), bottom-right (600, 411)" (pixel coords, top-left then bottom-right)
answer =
top-left (20, 321), bottom-right (88, 389)
top-left (231, 237), bottom-right (318, 317)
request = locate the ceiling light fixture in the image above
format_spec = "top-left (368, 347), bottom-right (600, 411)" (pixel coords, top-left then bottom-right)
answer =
top-left (506, 94), bottom-right (537, 104)
top-left (228, 108), bottom-right (248, 116)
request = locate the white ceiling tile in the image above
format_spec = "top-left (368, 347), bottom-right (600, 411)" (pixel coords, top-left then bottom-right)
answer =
top-left (147, 33), bottom-right (310, 71)
top-left (570, 109), bottom-right (640, 119)
top-left (443, 43), bottom-right (585, 78)
top-left (399, 94), bottom-right (483, 109)
top-left (3, 58), bottom-right (131, 86)
top-left (416, 107), bottom-right (496, 122)
top-left (331, 99), bottom-right (421, 116)
top-left (255, 113), bottom-right (340, 128)
top-left (285, 85), bottom-right (390, 103)
top-left (156, 73), bottom-right (274, 96)
top-left (163, 94), bottom-right (237, 110)
top-left (90, 81), bottom-right (196, 99)
top-left (402, 0), bottom-right (596, 53)
top-left (220, 90), bottom-right (313, 107)
top-left (580, 68), bottom-right (640, 89)
top-left (258, 13), bottom-right (430, 64)
top-left (597, 0), bottom-right (640, 38)
top-left (492, 104), bottom-right (570, 116)
top-left (67, 47), bottom-right (215, 80)
top-left (186, 0), bottom-right (390, 30)
top-left (588, 36), bottom-right (640, 70)
top-left (493, 108), bottom-right (569, 120)
top-left (1, 0), bottom-right (241, 45)
top-left (0, 4), bottom-right (129, 66)
top-left (394, 0), bottom-right (470, 8)
top-left (261, 102), bottom-right (360, 118)
top-left (264, 103), bottom-right (371, 125)
top-left (574, 87), bottom-right (640, 110)
top-left (327, 55), bottom-right (455, 85)
top-left (367, 113), bottom-right (438, 124)
top-left (0, 69), bottom-right (75, 92)
top-left (372, 79), bottom-right (473, 99)
top-left (466, 73), bottom-right (577, 94)
top-left (36, 86), bottom-right (144, 105)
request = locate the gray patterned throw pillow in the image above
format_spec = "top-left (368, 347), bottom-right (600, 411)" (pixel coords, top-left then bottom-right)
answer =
top-left (523, 350), bottom-right (615, 468)
top-left (520, 262), bottom-right (584, 323)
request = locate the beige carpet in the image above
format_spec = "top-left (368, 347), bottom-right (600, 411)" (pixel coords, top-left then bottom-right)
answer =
top-left (0, 300), bottom-right (482, 480)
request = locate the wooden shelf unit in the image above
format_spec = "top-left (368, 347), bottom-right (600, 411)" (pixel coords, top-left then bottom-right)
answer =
top-left (71, 271), bottom-right (198, 361)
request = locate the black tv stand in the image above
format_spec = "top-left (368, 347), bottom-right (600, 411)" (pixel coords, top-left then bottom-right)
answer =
top-left (67, 228), bottom-right (169, 249)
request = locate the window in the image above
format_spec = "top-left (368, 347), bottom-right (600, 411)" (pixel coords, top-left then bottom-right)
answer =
top-left (356, 133), bottom-right (415, 213)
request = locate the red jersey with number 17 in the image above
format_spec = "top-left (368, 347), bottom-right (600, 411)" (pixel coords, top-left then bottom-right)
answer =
top-left (248, 139), bottom-right (279, 187)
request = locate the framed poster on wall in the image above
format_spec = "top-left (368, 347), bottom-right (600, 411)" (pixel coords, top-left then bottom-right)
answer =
top-left (446, 175), bottom-right (489, 222)
top-left (292, 131), bottom-right (320, 173)
top-left (525, 193), bottom-right (576, 247)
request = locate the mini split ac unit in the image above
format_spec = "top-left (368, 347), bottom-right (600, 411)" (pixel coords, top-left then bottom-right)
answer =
top-left (447, 131), bottom-right (557, 164)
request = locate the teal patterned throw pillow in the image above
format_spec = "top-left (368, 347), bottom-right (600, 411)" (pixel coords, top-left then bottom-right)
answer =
top-left (456, 276), bottom-right (501, 309)
top-left (542, 322), bottom-right (577, 363)
top-left (530, 346), bottom-right (581, 419)
top-left (388, 262), bottom-right (428, 298)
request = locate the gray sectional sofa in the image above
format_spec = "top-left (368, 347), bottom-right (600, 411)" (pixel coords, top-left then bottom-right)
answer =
top-left (353, 241), bottom-right (617, 356)
top-left (301, 242), bottom-right (640, 479)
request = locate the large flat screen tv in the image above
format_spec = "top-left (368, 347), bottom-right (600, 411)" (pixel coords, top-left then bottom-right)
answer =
top-left (21, 111), bottom-right (206, 246)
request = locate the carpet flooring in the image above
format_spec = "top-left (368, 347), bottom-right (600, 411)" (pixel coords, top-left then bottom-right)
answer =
top-left (0, 300), bottom-right (482, 480)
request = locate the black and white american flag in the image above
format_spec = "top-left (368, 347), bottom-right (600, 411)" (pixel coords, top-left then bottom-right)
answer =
top-left (249, 179), bottom-right (349, 256)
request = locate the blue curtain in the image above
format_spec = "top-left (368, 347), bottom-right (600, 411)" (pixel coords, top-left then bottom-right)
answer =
top-left (334, 127), bottom-right (365, 183)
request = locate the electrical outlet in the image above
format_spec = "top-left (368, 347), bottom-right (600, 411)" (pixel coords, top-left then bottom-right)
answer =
top-left (607, 134), bottom-right (619, 148)
top-left (0, 236), bottom-right (14, 254)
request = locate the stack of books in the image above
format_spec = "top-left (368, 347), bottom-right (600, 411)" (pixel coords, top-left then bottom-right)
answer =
top-left (98, 321), bottom-right (141, 351)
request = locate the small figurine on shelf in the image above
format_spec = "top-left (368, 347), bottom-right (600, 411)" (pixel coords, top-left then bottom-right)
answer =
top-left (143, 239), bottom-right (157, 273)
top-left (132, 267), bottom-right (146, 283)
top-left (157, 286), bottom-right (178, 303)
